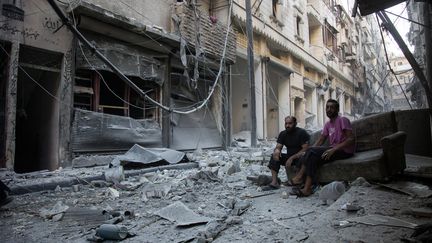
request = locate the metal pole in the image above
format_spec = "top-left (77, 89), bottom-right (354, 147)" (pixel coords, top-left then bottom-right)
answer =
top-left (246, 0), bottom-right (257, 147)
top-left (162, 55), bottom-right (171, 147)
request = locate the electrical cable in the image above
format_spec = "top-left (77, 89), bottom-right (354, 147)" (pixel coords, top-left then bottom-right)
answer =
top-left (385, 11), bottom-right (430, 28)
top-left (375, 13), bottom-right (413, 110)
top-left (47, 0), bottom-right (233, 114)
top-left (392, 0), bottom-right (409, 26)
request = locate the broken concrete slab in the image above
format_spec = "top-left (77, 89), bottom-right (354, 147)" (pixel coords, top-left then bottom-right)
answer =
top-left (347, 214), bottom-right (418, 229)
top-left (154, 201), bottom-right (212, 227)
top-left (112, 144), bottom-right (187, 168)
top-left (377, 181), bottom-right (432, 198)
top-left (403, 207), bottom-right (432, 218)
top-left (39, 201), bottom-right (69, 219)
top-left (189, 170), bottom-right (220, 182)
top-left (141, 182), bottom-right (172, 199)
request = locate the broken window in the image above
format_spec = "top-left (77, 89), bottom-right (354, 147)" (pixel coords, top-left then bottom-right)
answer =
top-left (323, 0), bottom-right (336, 10)
top-left (271, 0), bottom-right (284, 26)
top-left (296, 16), bottom-right (302, 36)
top-left (272, 0), bottom-right (278, 18)
top-left (73, 70), bottom-right (160, 121)
top-left (323, 21), bottom-right (338, 54)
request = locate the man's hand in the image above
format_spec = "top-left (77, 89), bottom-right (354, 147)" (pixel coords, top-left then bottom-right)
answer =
top-left (321, 148), bottom-right (336, 160)
top-left (272, 150), bottom-right (280, 161)
top-left (285, 157), bottom-right (294, 168)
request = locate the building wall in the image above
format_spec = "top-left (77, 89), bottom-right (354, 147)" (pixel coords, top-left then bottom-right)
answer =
top-left (230, 0), bottom-right (387, 140)
top-left (0, 0), bottom-right (73, 170)
top-left (80, 0), bottom-right (172, 30)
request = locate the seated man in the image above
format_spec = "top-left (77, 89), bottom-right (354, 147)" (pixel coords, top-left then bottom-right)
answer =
top-left (265, 116), bottom-right (310, 190)
top-left (290, 99), bottom-right (355, 197)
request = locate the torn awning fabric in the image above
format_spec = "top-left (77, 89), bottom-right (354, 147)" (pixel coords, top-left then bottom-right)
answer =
top-left (76, 31), bottom-right (165, 85)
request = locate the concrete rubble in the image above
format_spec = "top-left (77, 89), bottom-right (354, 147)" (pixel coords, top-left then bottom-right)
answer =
top-left (1, 145), bottom-right (432, 242)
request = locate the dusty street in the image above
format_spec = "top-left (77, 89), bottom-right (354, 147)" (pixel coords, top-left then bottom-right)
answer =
top-left (1, 148), bottom-right (432, 243)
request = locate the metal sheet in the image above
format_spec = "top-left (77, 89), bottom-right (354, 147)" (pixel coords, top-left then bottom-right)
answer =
top-left (115, 144), bottom-right (186, 166)
top-left (71, 109), bottom-right (162, 152)
top-left (76, 31), bottom-right (165, 85)
top-left (154, 201), bottom-right (212, 227)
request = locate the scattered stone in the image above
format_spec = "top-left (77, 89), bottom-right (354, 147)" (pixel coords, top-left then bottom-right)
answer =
top-left (107, 187), bottom-right (120, 198)
top-left (141, 182), bottom-right (172, 198)
top-left (351, 177), bottom-right (371, 187)
top-left (231, 200), bottom-right (251, 216)
top-left (91, 180), bottom-right (111, 188)
top-left (190, 170), bottom-right (220, 182)
top-left (72, 185), bottom-right (80, 192)
top-left (39, 201), bottom-right (69, 219)
top-left (225, 216), bottom-right (243, 225)
top-left (52, 213), bottom-right (64, 222)
top-left (341, 203), bottom-right (363, 212)
top-left (227, 161), bottom-right (241, 175)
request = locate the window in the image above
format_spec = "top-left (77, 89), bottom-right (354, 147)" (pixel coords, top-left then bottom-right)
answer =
top-left (272, 0), bottom-right (278, 18)
top-left (296, 16), bottom-right (302, 36)
top-left (323, 0), bottom-right (336, 9)
top-left (73, 70), bottom-right (159, 120)
top-left (323, 21), bottom-right (338, 53)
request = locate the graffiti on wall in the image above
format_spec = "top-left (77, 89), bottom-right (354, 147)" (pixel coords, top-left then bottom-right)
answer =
top-left (43, 17), bottom-right (63, 32)
top-left (0, 23), bottom-right (40, 40)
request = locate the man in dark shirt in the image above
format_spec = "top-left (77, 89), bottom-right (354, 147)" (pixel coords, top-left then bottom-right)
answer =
top-left (265, 116), bottom-right (310, 190)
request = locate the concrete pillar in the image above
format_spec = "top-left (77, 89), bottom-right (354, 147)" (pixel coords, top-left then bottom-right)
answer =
top-left (5, 42), bottom-right (19, 169)
top-left (255, 62), bottom-right (264, 139)
top-left (222, 65), bottom-right (231, 149)
top-left (278, 75), bottom-right (291, 131)
top-left (58, 47), bottom-right (74, 168)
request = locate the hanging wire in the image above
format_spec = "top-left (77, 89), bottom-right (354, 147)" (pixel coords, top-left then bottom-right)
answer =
top-left (48, 0), bottom-right (234, 115)
top-left (0, 44), bottom-right (68, 106)
top-left (375, 13), bottom-right (413, 110)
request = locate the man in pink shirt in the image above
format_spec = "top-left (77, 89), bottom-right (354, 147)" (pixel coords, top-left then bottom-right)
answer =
top-left (289, 99), bottom-right (355, 196)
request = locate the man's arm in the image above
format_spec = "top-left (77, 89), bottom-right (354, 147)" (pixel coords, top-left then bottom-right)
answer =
top-left (286, 143), bottom-right (309, 167)
top-left (313, 134), bottom-right (326, 147)
top-left (272, 143), bottom-right (284, 161)
top-left (322, 129), bottom-right (354, 160)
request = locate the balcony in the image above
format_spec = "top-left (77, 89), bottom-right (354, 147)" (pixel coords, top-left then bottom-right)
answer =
top-left (174, 4), bottom-right (237, 64)
top-left (307, 2), bottom-right (321, 27)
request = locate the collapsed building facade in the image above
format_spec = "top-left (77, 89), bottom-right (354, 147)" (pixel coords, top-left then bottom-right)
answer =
top-left (406, 0), bottom-right (432, 109)
top-left (1, 0), bottom-right (391, 173)
top-left (389, 54), bottom-right (415, 110)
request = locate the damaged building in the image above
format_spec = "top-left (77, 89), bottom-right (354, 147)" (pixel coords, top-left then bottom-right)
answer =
top-left (0, 0), bottom-right (74, 172)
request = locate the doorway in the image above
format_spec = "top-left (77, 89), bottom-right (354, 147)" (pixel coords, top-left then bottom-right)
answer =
top-left (14, 46), bottom-right (62, 173)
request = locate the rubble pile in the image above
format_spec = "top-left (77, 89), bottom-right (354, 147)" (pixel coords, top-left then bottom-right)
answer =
top-left (1, 147), bottom-right (432, 242)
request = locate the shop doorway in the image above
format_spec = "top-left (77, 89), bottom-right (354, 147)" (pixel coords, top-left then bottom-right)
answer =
top-left (14, 46), bottom-right (62, 173)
